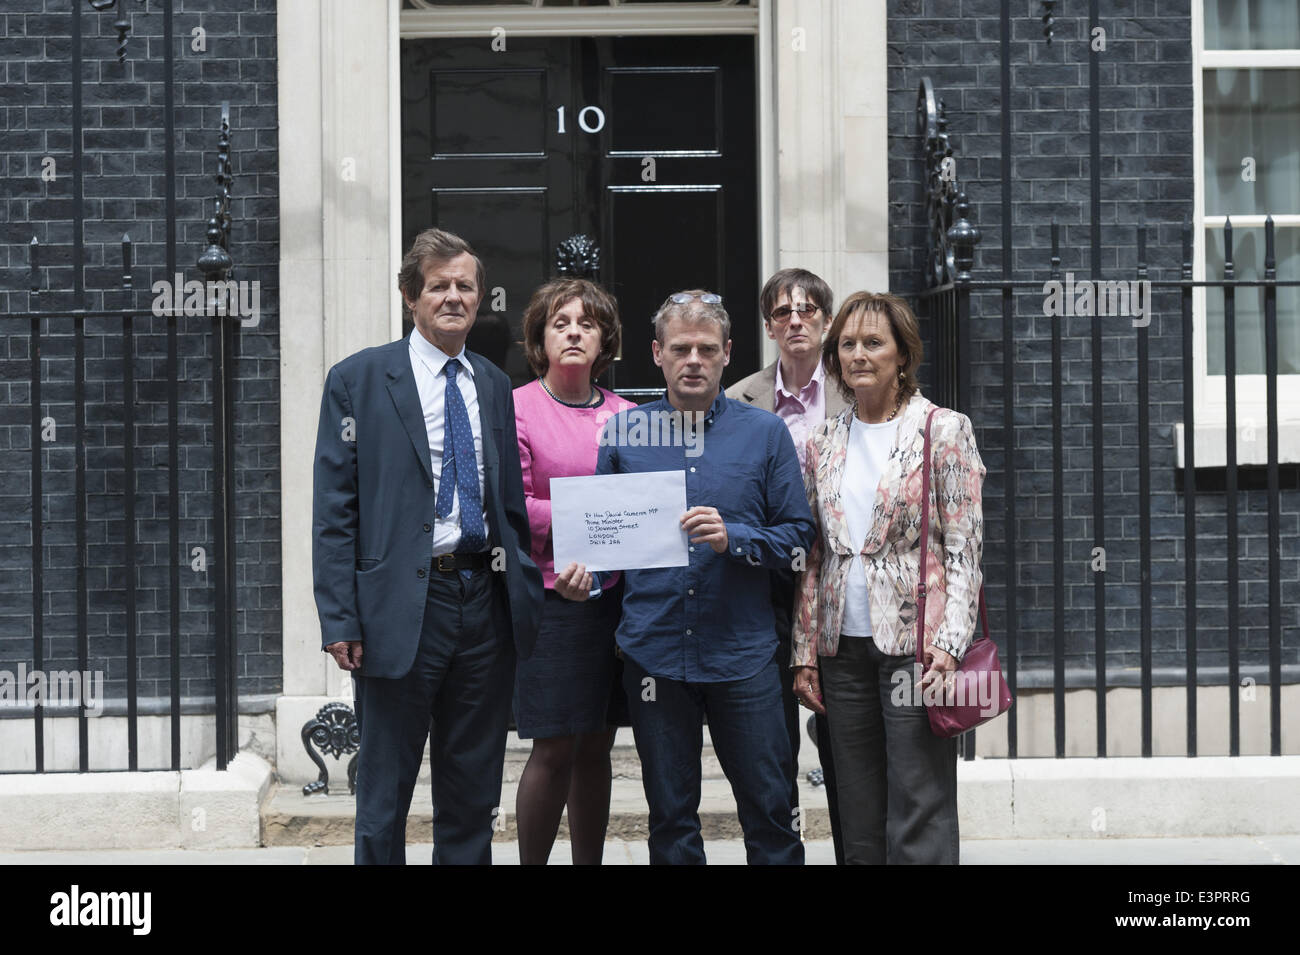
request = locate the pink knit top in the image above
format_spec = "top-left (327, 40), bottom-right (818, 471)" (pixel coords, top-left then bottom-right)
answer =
top-left (513, 379), bottom-right (638, 590)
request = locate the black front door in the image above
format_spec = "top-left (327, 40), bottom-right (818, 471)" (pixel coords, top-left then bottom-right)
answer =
top-left (401, 35), bottom-right (758, 395)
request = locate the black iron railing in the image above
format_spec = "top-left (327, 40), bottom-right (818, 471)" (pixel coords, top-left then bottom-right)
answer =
top-left (2, 1), bottom-right (241, 773)
top-left (913, 70), bottom-right (1295, 760)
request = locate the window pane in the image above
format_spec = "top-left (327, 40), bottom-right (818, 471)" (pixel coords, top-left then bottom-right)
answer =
top-left (1204, 0), bottom-right (1300, 50)
top-left (1206, 226), bottom-right (1300, 375)
top-left (1203, 69), bottom-right (1300, 216)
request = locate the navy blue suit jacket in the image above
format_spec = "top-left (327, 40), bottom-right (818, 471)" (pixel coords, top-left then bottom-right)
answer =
top-left (312, 335), bottom-right (543, 679)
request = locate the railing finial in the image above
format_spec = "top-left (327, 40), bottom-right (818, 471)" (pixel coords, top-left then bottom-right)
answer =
top-left (918, 77), bottom-right (978, 287)
top-left (1041, 1), bottom-right (1056, 45)
top-left (1223, 216), bottom-right (1234, 281)
top-left (197, 103), bottom-right (234, 284)
top-left (87, 0), bottom-right (147, 65)
top-left (947, 191), bottom-right (981, 283)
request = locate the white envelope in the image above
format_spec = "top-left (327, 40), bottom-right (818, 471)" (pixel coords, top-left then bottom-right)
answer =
top-left (550, 471), bottom-right (689, 572)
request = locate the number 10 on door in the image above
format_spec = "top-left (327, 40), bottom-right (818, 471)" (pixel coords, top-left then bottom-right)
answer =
top-left (557, 105), bottom-right (606, 134)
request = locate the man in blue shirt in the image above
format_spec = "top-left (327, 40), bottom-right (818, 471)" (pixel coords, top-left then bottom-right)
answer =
top-left (596, 290), bottom-right (815, 865)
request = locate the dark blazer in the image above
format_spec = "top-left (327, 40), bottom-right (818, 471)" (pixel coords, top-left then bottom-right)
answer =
top-left (312, 336), bottom-right (543, 679)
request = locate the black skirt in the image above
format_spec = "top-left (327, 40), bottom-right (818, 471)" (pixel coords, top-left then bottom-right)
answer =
top-left (513, 579), bottom-right (628, 739)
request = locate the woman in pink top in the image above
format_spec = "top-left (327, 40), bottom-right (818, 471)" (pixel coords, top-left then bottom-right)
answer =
top-left (512, 278), bottom-right (637, 865)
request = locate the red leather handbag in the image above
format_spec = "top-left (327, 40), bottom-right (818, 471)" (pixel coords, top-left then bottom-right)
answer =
top-left (914, 407), bottom-right (1013, 738)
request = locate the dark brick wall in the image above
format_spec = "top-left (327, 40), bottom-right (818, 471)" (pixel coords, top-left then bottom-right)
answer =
top-left (0, 0), bottom-right (281, 704)
top-left (888, 0), bottom-right (1299, 678)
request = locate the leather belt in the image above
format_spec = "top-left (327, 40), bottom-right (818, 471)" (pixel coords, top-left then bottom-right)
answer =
top-left (433, 552), bottom-right (489, 573)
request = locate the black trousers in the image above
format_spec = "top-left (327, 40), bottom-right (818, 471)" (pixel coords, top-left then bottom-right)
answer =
top-left (351, 565), bottom-right (514, 865)
top-left (776, 635), bottom-right (845, 864)
top-left (819, 637), bottom-right (959, 865)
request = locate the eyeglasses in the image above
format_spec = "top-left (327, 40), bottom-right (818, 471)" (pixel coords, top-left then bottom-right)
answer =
top-left (667, 292), bottom-right (723, 306)
top-left (769, 302), bottom-right (822, 324)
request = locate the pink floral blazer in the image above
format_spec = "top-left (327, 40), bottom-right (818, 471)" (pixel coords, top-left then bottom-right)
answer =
top-left (791, 391), bottom-right (986, 667)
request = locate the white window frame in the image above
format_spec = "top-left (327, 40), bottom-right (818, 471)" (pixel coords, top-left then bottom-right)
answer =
top-left (1185, 2), bottom-right (1300, 466)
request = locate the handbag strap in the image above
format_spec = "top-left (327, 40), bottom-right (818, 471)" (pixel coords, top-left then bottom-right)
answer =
top-left (915, 406), bottom-right (991, 666)
top-left (916, 408), bottom-right (939, 665)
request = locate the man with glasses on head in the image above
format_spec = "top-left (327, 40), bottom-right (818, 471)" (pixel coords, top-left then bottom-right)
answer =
top-left (597, 289), bottom-right (815, 865)
top-left (726, 268), bottom-right (846, 864)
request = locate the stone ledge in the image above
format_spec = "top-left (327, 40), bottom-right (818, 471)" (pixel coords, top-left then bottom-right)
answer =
top-left (5, 754), bottom-right (1296, 850)
top-left (1003, 755), bottom-right (1300, 838)
top-left (0, 752), bottom-right (274, 851)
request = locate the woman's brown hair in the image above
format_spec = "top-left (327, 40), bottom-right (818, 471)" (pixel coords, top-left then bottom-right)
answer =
top-left (822, 291), bottom-right (924, 404)
top-left (521, 278), bottom-right (622, 379)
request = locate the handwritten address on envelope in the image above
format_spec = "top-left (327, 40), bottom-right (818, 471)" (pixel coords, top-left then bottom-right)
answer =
top-left (550, 471), bottom-right (689, 573)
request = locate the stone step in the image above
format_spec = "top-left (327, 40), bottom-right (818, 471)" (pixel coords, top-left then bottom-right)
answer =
top-left (266, 727), bottom-right (835, 847)
top-left (417, 726), bottom-right (822, 781)
top-left (262, 776), bottom-right (834, 847)
top-left (419, 728), bottom-right (717, 783)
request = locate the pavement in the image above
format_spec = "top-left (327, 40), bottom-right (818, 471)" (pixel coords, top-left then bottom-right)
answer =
top-left (1, 835), bottom-right (1296, 865)
top-left (4, 728), bottom-right (1296, 864)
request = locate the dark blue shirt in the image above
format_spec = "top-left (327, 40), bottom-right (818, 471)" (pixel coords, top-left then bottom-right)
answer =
top-left (595, 389), bottom-right (816, 683)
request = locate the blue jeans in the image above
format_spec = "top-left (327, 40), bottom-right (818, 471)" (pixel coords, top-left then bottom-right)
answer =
top-left (622, 654), bottom-right (804, 865)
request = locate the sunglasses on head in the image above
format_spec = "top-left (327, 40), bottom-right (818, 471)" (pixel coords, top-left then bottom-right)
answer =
top-left (667, 292), bottom-right (723, 306)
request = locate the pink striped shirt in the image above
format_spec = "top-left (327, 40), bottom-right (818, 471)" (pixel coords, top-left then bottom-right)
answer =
top-left (774, 359), bottom-right (827, 472)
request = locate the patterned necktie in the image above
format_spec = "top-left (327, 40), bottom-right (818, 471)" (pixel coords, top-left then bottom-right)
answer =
top-left (437, 360), bottom-right (487, 553)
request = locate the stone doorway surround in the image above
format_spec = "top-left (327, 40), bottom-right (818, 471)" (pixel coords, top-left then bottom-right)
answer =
top-left (274, 0), bottom-right (890, 784)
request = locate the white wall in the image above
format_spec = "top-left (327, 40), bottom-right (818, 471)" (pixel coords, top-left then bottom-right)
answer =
top-left (769, 0), bottom-right (889, 362)
top-left (277, 0), bottom-right (401, 771)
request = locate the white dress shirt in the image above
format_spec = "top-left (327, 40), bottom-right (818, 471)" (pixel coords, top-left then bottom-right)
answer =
top-left (840, 415), bottom-right (900, 637)
top-left (408, 331), bottom-right (488, 554)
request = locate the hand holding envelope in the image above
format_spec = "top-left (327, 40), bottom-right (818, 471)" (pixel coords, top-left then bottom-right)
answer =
top-left (551, 561), bottom-right (595, 601)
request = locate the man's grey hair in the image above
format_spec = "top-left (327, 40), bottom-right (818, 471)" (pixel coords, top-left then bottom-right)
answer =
top-left (651, 289), bottom-right (730, 344)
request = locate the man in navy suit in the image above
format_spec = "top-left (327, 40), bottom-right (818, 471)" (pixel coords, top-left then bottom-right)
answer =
top-left (313, 228), bottom-right (543, 865)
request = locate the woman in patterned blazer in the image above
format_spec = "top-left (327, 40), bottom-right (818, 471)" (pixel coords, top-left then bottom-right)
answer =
top-left (791, 291), bottom-right (985, 865)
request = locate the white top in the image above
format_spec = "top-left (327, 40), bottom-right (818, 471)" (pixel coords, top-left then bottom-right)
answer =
top-left (408, 331), bottom-right (488, 554)
top-left (840, 415), bottom-right (900, 637)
